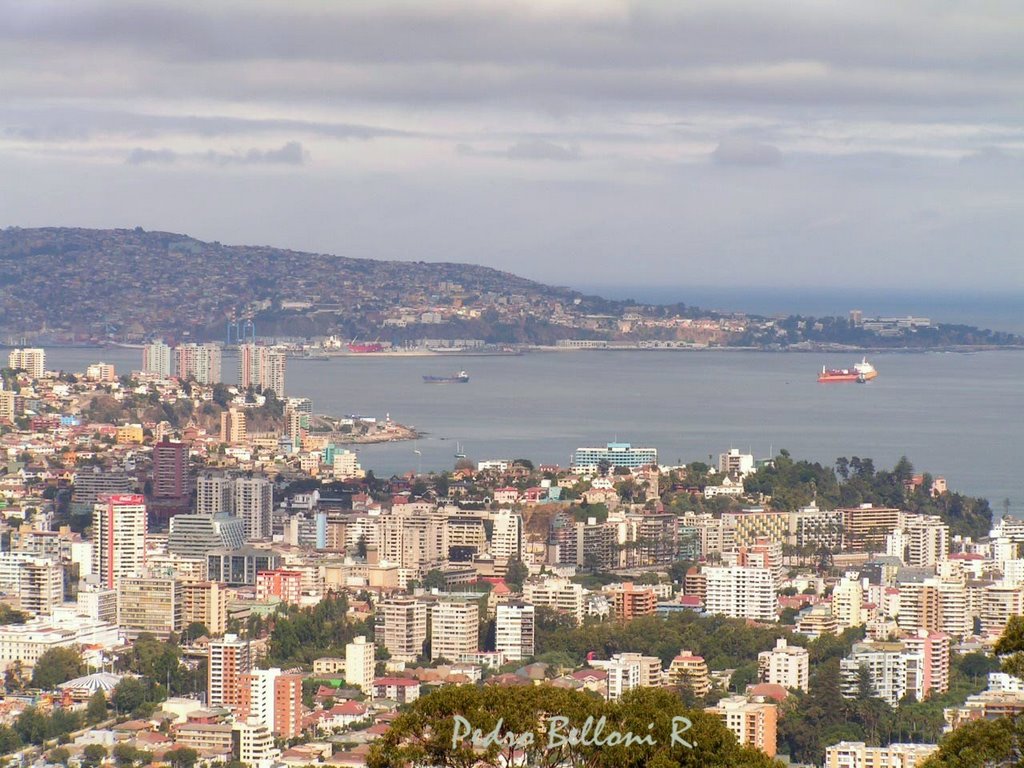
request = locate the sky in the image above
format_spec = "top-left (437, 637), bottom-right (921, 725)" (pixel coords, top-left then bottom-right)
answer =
top-left (2, 0), bottom-right (1024, 295)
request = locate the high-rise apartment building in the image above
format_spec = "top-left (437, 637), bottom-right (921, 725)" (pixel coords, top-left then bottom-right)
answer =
top-left (0, 389), bottom-right (14, 424)
top-left (758, 638), bottom-right (809, 692)
top-left (92, 493), bottom-right (147, 588)
top-left (175, 343), bottom-right (222, 384)
top-left (71, 468), bottom-right (134, 516)
top-left (375, 597), bottom-right (427, 662)
top-left (522, 578), bottom-right (586, 625)
top-left (117, 576), bottom-right (183, 639)
top-left (571, 442), bottom-right (657, 473)
top-left (142, 341), bottom-right (173, 377)
top-left (840, 641), bottom-right (925, 706)
top-left (18, 558), bottom-right (64, 617)
top-left (239, 668), bottom-right (302, 738)
top-left (708, 696), bottom-right (778, 757)
top-left (832, 577), bottom-right (866, 629)
top-left (196, 474), bottom-right (234, 516)
top-left (825, 742), bottom-right (938, 768)
top-left (902, 630), bottom-right (950, 696)
top-left (345, 636), bottom-right (376, 693)
top-left (168, 513), bottom-right (245, 558)
top-left (182, 580), bottom-right (228, 635)
top-left (431, 601), bottom-right (479, 662)
top-left (208, 634), bottom-right (251, 708)
top-left (7, 348), bottom-right (45, 378)
top-left (220, 409), bottom-right (247, 445)
top-left (703, 566), bottom-right (776, 622)
top-left (255, 569), bottom-right (302, 605)
top-left (491, 512), bottom-right (523, 561)
top-left (495, 601), bottom-right (535, 661)
top-left (150, 441), bottom-right (190, 521)
top-left (235, 476), bottom-right (272, 540)
top-left (668, 650), bottom-right (711, 696)
top-left (238, 344), bottom-right (286, 396)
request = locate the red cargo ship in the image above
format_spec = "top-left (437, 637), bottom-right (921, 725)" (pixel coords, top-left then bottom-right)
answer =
top-left (818, 358), bottom-right (877, 383)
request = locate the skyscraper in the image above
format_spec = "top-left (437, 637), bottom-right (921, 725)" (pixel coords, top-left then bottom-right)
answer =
top-left (92, 493), bottom-right (147, 588)
top-left (196, 474), bottom-right (234, 515)
top-left (234, 476), bottom-right (272, 540)
top-left (142, 341), bottom-right (173, 377)
top-left (175, 343), bottom-right (222, 384)
top-left (495, 601), bottom-right (535, 661)
top-left (430, 601), bottom-right (478, 662)
top-left (345, 636), bottom-right (376, 694)
top-left (208, 633), bottom-right (252, 708)
top-left (375, 597), bottom-right (427, 662)
top-left (238, 344), bottom-right (286, 396)
top-left (150, 441), bottom-right (190, 522)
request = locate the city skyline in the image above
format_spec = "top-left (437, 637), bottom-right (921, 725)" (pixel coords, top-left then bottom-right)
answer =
top-left (1, 1), bottom-right (1023, 292)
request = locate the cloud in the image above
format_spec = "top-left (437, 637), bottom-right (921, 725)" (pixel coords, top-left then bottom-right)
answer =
top-left (711, 137), bottom-right (783, 166)
top-left (505, 139), bottom-right (581, 161)
top-left (126, 147), bottom-right (178, 165)
top-left (125, 141), bottom-right (307, 167)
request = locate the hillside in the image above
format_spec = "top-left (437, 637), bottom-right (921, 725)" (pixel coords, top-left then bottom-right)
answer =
top-left (0, 227), bottom-right (620, 344)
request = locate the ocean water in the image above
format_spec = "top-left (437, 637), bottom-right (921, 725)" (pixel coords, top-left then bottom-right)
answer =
top-left (44, 347), bottom-right (1024, 515)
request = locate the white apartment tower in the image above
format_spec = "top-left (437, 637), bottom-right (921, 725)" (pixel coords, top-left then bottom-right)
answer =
top-left (758, 638), bottom-right (809, 691)
top-left (703, 566), bottom-right (776, 622)
top-left (491, 512), bottom-right (524, 560)
top-left (175, 343), bottom-right (222, 384)
top-left (238, 344), bottom-right (286, 397)
top-left (345, 636), bottom-right (376, 693)
top-left (197, 474), bottom-right (234, 515)
top-left (431, 601), bottom-right (479, 661)
top-left (142, 342), bottom-right (173, 377)
top-left (495, 601), bottom-right (535, 661)
top-left (375, 598), bottom-right (427, 662)
top-left (235, 476), bottom-right (273, 540)
top-left (92, 493), bottom-right (147, 588)
top-left (7, 348), bottom-right (45, 378)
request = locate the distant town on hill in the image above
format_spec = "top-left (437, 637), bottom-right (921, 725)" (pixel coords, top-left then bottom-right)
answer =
top-left (0, 226), bottom-right (1020, 349)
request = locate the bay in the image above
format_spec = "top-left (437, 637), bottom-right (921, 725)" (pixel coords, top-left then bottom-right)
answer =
top-left (43, 347), bottom-right (1024, 516)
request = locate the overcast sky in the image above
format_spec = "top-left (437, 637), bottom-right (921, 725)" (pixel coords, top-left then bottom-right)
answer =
top-left (3, 0), bottom-right (1024, 294)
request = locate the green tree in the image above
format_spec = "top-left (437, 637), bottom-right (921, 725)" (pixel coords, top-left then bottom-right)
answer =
top-left (82, 744), bottom-right (108, 768)
top-left (423, 569), bottom-right (446, 591)
top-left (163, 746), bottom-right (199, 768)
top-left (113, 743), bottom-right (151, 768)
top-left (0, 725), bottom-right (21, 754)
top-left (505, 559), bottom-right (528, 590)
top-left (112, 677), bottom-right (148, 714)
top-left (30, 647), bottom-right (85, 689)
top-left (48, 747), bottom-right (71, 767)
top-left (86, 690), bottom-right (108, 724)
top-left (920, 716), bottom-right (1018, 768)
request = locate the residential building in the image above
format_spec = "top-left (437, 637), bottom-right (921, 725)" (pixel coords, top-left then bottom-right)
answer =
top-left (375, 597), bottom-right (427, 662)
top-left (980, 584), bottom-right (1024, 636)
top-left (235, 476), bottom-right (273, 540)
top-left (255, 569), bottom-right (302, 605)
top-left (491, 512), bottom-right (523, 560)
top-left (71, 467), bottom-right (134, 516)
top-left (175, 343), bottom-right (222, 384)
top-left (832, 577), bottom-right (866, 629)
top-left (142, 341), bottom-right (173, 377)
top-left (708, 696), bottom-right (778, 757)
top-left (841, 505), bottom-right (902, 553)
top-left (208, 634), bottom-right (252, 708)
top-left (797, 604), bottom-right (839, 638)
top-left (495, 601), bottom-right (535, 662)
top-left (238, 344), bottom-right (286, 396)
top-left (840, 641), bottom-right (925, 706)
top-left (182, 581), bottom-right (228, 635)
top-left (151, 441), bottom-right (190, 521)
top-left (117, 576), bottom-right (183, 639)
top-left (609, 582), bottom-right (658, 621)
top-left (8, 348), bottom-right (45, 378)
top-left (902, 630), bottom-right (950, 696)
top-left (523, 578), bottom-right (586, 625)
top-left (76, 585), bottom-right (117, 624)
top-left (667, 650), bottom-right (710, 696)
top-left (825, 742), bottom-right (938, 768)
top-left (18, 558), bottom-right (64, 617)
top-left (431, 601), bottom-right (479, 662)
top-left (345, 635), bottom-right (375, 693)
top-left (196, 474), bottom-right (234, 516)
top-left (232, 720), bottom-right (279, 768)
top-left (719, 449), bottom-right (755, 477)
top-left (220, 409), bottom-right (247, 445)
top-left (758, 638), bottom-right (809, 692)
top-left (240, 668), bottom-right (303, 738)
top-left (703, 566), bottom-right (776, 622)
top-left (591, 653), bottom-right (663, 701)
top-left (373, 677), bottom-right (421, 704)
top-left (92, 493), bottom-right (147, 588)
top-left (0, 389), bottom-right (13, 424)
top-left (571, 442), bottom-right (657, 473)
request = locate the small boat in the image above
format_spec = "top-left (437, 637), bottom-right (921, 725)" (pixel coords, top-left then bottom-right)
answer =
top-left (422, 370), bottom-right (469, 384)
top-left (454, 442), bottom-right (467, 459)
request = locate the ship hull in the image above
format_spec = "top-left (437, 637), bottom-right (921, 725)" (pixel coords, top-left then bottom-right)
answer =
top-left (818, 370), bottom-right (878, 383)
